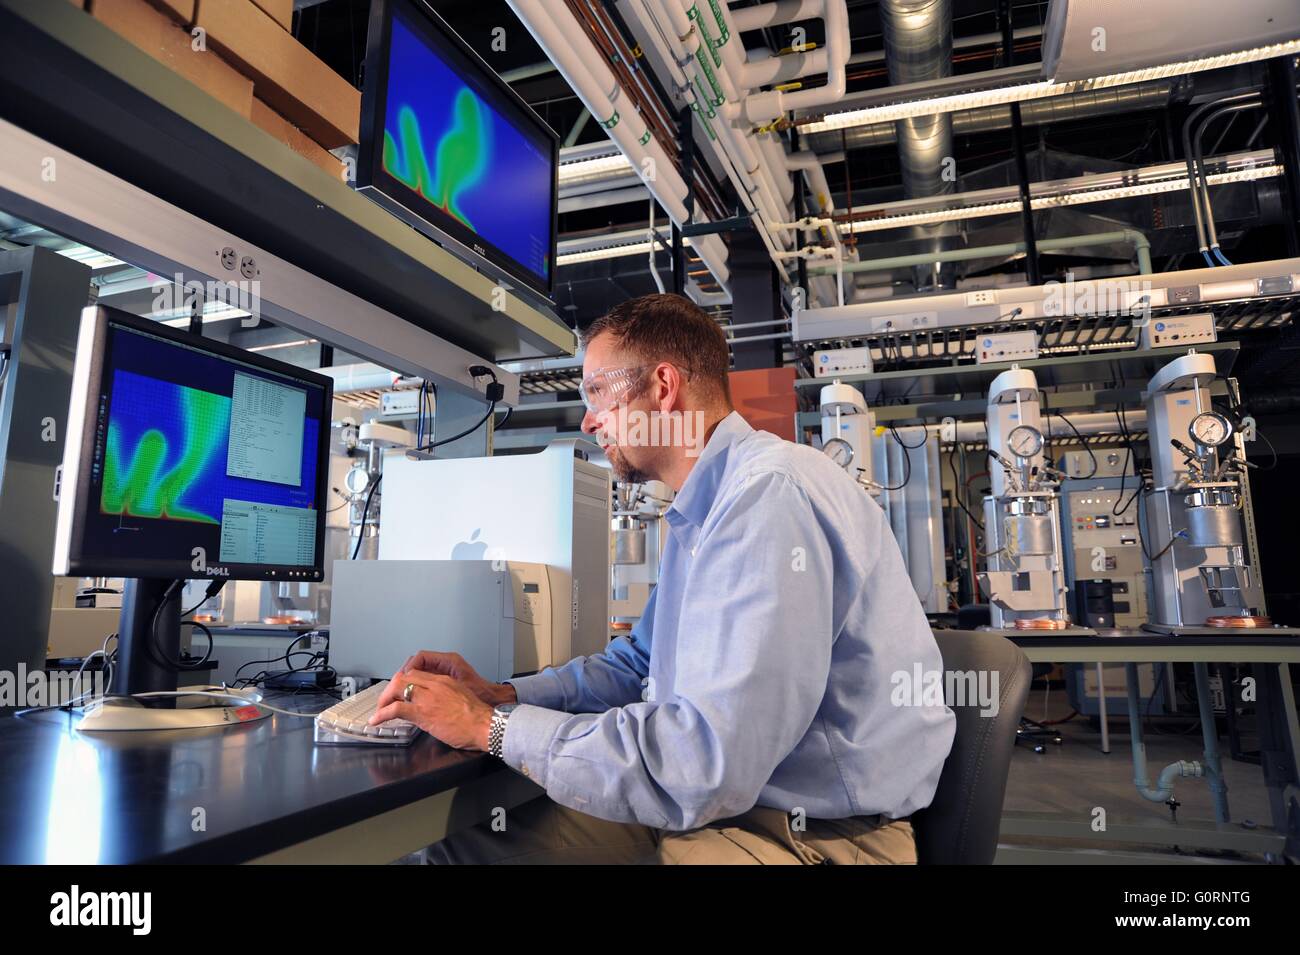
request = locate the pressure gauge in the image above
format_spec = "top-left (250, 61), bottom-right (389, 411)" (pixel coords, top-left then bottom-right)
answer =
top-left (1007, 425), bottom-right (1044, 459)
top-left (822, 437), bottom-right (855, 469)
top-left (1189, 411), bottom-right (1232, 448)
top-left (344, 466), bottom-right (371, 495)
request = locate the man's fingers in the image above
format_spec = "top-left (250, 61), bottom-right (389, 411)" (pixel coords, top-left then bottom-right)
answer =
top-left (369, 699), bottom-right (415, 726)
top-left (403, 651), bottom-right (464, 676)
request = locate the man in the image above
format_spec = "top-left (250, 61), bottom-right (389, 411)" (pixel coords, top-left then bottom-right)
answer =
top-left (370, 292), bottom-right (955, 864)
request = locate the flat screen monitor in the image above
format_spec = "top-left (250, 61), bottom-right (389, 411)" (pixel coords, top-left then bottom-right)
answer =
top-left (52, 307), bottom-right (333, 583)
top-left (356, 0), bottom-right (559, 302)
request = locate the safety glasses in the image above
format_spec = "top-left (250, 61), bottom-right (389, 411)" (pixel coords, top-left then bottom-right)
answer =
top-left (578, 365), bottom-right (651, 415)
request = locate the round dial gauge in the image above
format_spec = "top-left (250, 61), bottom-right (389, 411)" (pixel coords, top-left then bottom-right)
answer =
top-left (344, 466), bottom-right (371, 495)
top-left (1189, 411), bottom-right (1232, 448)
top-left (822, 437), bottom-right (855, 469)
top-left (1007, 424), bottom-right (1044, 459)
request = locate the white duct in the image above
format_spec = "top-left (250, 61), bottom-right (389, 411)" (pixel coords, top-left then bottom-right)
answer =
top-left (738, 0), bottom-right (851, 124)
top-left (1043, 0), bottom-right (1300, 82)
top-left (507, 0), bottom-right (731, 290)
top-left (730, 0), bottom-right (824, 31)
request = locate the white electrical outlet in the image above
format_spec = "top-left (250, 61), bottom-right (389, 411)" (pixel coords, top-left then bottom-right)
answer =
top-left (965, 290), bottom-right (997, 307)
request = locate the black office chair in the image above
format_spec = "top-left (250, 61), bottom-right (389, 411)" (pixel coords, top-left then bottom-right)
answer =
top-left (911, 630), bottom-right (1031, 864)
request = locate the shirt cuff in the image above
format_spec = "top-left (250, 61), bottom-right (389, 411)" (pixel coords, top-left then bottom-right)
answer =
top-left (501, 703), bottom-right (569, 787)
top-left (505, 669), bottom-right (566, 709)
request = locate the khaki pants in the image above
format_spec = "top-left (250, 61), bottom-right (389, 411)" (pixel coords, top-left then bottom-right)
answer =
top-left (427, 797), bottom-right (916, 865)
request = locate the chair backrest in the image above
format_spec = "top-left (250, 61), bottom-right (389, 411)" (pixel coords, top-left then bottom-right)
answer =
top-left (911, 629), bottom-right (1031, 865)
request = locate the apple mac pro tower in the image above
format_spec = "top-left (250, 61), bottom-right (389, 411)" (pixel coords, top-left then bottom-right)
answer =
top-left (376, 440), bottom-right (611, 663)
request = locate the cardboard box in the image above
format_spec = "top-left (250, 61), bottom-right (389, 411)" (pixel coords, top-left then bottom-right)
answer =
top-left (195, 0), bottom-right (360, 148)
top-left (252, 0), bottom-right (293, 31)
top-left (91, 0), bottom-right (254, 118)
top-left (728, 367), bottom-right (798, 441)
top-left (251, 98), bottom-right (346, 180)
top-left (141, 0), bottom-right (195, 22)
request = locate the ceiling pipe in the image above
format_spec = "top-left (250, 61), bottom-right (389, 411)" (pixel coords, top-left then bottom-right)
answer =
top-left (629, 0), bottom-right (797, 257)
top-left (507, 0), bottom-right (731, 291)
top-left (739, 0), bottom-right (851, 124)
top-left (881, 0), bottom-right (957, 292)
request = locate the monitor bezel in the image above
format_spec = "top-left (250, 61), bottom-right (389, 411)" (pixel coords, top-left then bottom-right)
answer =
top-left (55, 306), bottom-right (335, 583)
top-left (356, 0), bottom-right (560, 303)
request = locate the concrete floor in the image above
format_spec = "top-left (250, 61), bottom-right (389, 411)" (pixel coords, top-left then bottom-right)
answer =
top-left (1001, 685), bottom-right (1283, 862)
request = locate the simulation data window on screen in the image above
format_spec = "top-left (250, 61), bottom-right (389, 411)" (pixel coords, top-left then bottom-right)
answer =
top-left (227, 372), bottom-right (307, 487)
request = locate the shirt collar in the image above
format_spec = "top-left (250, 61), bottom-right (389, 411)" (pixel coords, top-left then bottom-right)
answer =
top-left (666, 411), bottom-right (753, 528)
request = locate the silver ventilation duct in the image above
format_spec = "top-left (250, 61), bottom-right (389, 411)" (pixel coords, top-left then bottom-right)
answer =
top-left (881, 0), bottom-right (957, 291)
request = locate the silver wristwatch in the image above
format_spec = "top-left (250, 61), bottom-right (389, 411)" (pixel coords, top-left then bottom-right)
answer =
top-left (488, 702), bottom-right (519, 759)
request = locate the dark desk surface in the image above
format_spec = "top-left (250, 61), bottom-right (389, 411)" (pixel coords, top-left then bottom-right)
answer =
top-left (0, 692), bottom-right (506, 864)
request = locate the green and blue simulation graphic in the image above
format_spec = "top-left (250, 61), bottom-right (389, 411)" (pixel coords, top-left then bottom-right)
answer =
top-left (381, 11), bottom-right (552, 281)
top-left (100, 370), bottom-right (317, 526)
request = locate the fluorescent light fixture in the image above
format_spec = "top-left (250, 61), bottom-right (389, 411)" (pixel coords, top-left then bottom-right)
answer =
top-left (247, 338), bottom-right (319, 353)
top-left (55, 244), bottom-right (124, 269)
top-left (557, 152), bottom-right (632, 183)
top-left (556, 237), bottom-right (694, 267)
top-left (801, 38), bottom-right (1300, 134)
top-left (155, 300), bottom-right (252, 325)
top-left (845, 163), bottom-right (1283, 235)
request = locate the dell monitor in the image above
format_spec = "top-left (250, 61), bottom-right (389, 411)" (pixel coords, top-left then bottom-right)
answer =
top-left (355, 0), bottom-right (559, 304)
top-left (53, 306), bottom-right (333, 698)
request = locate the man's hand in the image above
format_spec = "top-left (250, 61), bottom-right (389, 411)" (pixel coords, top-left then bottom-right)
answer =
top-left (399, 650), bottom-right (517, 706)
top-left (369, 670), bottom-right (494, 752)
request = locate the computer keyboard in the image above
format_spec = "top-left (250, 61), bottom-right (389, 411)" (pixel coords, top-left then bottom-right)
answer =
top-left (314, 680), bottom-right (420, 746)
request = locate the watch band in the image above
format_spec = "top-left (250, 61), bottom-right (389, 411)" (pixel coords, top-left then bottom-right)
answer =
top-left (488, 708), bottom-right (511, 759)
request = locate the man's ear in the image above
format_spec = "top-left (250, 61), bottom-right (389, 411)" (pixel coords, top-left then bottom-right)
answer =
top-left (651, 362), bottom-right (677, 412)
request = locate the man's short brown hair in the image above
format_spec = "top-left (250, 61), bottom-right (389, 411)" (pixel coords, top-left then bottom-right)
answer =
top-left (581, 293), bottom-right (732, 405)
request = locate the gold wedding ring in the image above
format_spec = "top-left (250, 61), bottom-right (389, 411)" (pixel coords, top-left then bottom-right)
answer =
top-left (402, 682), bottom-right (416, 703)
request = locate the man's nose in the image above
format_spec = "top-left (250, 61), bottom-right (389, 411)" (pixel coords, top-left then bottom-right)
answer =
top-left (581, 408), bottom-right (599, 435)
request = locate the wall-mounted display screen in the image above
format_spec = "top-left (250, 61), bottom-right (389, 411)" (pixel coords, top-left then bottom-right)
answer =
top-left (357, 0), bottom-right (558, 301)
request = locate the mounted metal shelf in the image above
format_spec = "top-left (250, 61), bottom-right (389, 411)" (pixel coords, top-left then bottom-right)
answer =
top-left (794, 340), bottom-right (1240, 403)
top-left (0, 0), bottom-right (574, 365)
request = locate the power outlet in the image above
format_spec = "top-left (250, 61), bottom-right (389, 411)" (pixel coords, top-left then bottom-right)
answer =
top-left (965, 290), bottom-right (997, 307)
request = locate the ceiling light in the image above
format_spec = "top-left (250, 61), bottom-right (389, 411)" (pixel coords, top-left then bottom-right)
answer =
top-left (557, 153), bottom-right (632, 183)
top-left (801, 39), bottom-right (1300, 134)
top-left (155, 301), bottom-right (252, 325)
top-left (556, 236), bottom-right (694, 267)
top-left (844, 164), bottom-right (1283, 235)
top-left (56, 244), bottom-right (124, 269)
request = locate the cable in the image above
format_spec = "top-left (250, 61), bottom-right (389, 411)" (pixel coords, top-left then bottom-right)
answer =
top-left (1111, 406), bottom-right (1143, 517)
top-left (111, 690), bottom-right (324, 719)
top-left (350, 472), bottom-right (381, 560)
top-left (180, 619), bottom-right (214, 669)
top-left (878, 426), bottom-right (925, 491)
top-left (947, 449), bottom-right (985, 531)
top-left (1051, 410), bottom-right (1097, 479)
top-left (1251, 425), bottom-right (1278, 471)
top-left (413, 400), bottom-right (497, 454)
top-left (182, 580), bottom-right (227, 619)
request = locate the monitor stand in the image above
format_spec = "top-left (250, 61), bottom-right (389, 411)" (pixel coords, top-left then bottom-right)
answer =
top-left (77, 577), bottom-right (271, 733)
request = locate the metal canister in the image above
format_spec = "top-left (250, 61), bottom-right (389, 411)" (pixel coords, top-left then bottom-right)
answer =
top-left (1185, 504), bottom-right (1242, 548)
top-left (1007, 513), bottom-right (1054, 556)
top-left (612, 516), bottom-right (647, 565)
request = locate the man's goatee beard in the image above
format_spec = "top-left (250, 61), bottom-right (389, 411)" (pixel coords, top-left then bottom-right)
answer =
top-left (609, 449), bottom-right (651, 485)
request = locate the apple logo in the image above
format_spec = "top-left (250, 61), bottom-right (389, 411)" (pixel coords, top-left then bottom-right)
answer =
top-left (451, 528), bottom-right (489, 561)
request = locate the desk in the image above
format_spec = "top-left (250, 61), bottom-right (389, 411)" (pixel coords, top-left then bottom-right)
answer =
top-left (972, 631), bottom-right (1300, 863)
top-left (0, 692), bottom-right (542, 864)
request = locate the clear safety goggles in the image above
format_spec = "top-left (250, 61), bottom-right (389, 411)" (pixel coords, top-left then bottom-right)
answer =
top-left (578, 365), bottom-right (651, 415)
